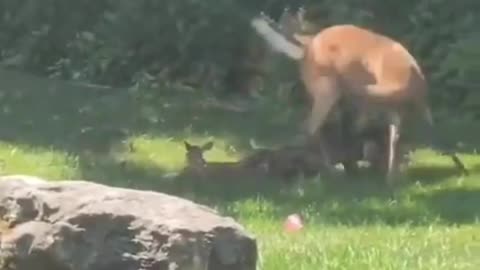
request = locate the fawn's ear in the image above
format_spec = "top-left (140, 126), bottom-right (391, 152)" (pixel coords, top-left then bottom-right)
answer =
top-left (184, 141), bottom-right (193, 151)
top-left (202, 141), bottom-right (214, 151)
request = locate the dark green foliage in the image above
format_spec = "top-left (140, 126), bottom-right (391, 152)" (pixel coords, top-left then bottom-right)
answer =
top-left (0, 0), bottom-right (479, 117)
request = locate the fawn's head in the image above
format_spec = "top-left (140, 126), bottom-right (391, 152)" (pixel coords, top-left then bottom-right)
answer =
top-left (184, 141), bottom-right (214, 169)
top-left (278, 7), bottom-right (307, 34)
top-left (260, 7), bottom-right (316, 39)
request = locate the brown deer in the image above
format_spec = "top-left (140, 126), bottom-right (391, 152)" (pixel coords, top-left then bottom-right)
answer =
top-left (250, 8), bottom-right (468, 184)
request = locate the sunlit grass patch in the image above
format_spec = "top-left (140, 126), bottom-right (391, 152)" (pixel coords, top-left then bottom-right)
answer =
top-left (253, 223), bottom-right (480, 270)
top-left (0, 141), bottom-right (79, 179)
top-left (117, 134), bottom-right (244, 173)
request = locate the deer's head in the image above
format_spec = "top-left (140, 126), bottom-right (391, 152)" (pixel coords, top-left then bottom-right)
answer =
top-left (184, 141), bottom-right (214, 170)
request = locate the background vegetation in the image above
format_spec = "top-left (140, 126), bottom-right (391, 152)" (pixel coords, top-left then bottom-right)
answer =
top-left (1, 0), bottom-right (479, 116)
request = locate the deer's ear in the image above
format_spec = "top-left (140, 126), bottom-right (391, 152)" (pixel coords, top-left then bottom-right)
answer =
top-left (202, 141), bottom-right (214, 151)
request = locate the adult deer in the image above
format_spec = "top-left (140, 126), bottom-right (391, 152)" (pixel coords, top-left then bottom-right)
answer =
top-left (250, 8), bottom-right (468, 184)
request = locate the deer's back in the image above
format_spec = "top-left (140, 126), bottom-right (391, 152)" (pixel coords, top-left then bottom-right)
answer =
top-left (305, 24), bottom-right (426, 105)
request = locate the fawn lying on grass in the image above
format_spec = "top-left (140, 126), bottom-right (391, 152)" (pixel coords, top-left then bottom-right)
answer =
top-left (178, 141), bottom-right (271, 181)
top-left (179, 140), bottom-right (334, 182)
top-left (179, 131), bottom-right (388, 183)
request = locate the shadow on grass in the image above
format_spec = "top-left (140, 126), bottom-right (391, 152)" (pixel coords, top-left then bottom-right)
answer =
top-left (1, 68), bottom-right (480, 226)
top-left (407, 166), bottom-right (460, 184)
top-left (75, 150), bottom-right (480, 226)
top-left (0, 68), bottom-right (298, 155)
top-left (414, 186), bottom-right (480, 224)
top-left (405, 162), bottom-right (480, 186)
top-left (1, 68), bottom-right (476, 158)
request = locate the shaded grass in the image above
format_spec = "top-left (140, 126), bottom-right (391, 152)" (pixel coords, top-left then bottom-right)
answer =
top-left (0, 68), bottom-right (480, 269)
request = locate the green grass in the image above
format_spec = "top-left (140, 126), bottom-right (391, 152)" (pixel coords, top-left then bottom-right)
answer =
top-left (1, 68), bottom-right (480, 269)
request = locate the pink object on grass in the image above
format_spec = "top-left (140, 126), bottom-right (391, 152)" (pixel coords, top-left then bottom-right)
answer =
top-left (284, 214), bottom-right (304, 232)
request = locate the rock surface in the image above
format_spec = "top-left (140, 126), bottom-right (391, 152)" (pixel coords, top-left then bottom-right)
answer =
top-left (0, 175), bottom-right (257, 270)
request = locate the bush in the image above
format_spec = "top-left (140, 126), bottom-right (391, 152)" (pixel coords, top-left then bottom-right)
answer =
top-left (0, 0), bottom-right (478, 116)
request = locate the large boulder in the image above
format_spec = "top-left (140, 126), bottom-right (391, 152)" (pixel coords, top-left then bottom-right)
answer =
top-left (0, 175), bottom-right (257, 270)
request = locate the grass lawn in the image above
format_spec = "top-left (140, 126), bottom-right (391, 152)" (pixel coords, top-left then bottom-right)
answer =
top-left (0, 68), bottom-right (480, 269)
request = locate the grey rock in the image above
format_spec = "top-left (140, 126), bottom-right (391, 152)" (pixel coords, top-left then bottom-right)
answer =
top-left (0, 175), bottom-right (257, 270)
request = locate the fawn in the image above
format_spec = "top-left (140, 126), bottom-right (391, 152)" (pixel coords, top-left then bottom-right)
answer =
top-left (180, 141), bottom-right (332, 182)
top-left (178, 141), bottom-right (270, 181)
